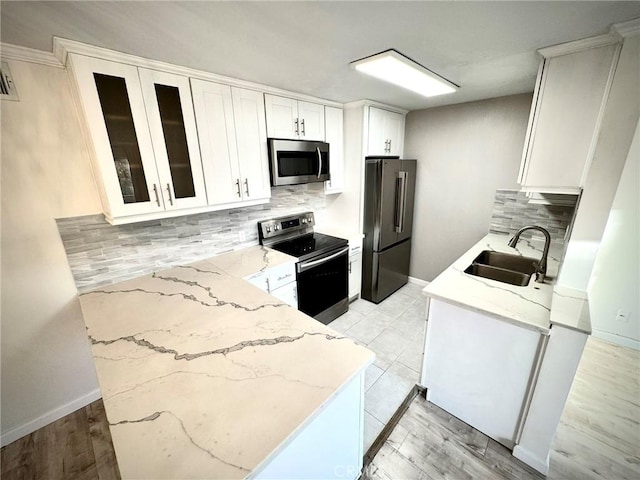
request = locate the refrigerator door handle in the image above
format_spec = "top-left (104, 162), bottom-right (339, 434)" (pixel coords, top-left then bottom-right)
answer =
top-left (395, 171), bottom-right (408, 233)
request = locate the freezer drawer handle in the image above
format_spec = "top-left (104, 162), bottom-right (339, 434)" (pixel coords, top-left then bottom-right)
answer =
top-left (395, 171), bottom-right (408, 233)
top-left (297, 246), bottom-right (349, 273)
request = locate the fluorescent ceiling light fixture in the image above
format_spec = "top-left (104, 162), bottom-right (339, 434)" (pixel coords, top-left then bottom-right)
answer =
top-left (351, 49), bottom-right (458, 97)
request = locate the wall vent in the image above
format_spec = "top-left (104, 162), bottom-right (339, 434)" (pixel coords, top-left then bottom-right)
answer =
top-left (1, 61), bottom-right (19, 101)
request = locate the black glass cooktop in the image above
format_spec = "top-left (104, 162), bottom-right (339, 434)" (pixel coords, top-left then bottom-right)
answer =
top-left (270, 232), bottom-right (348, 262)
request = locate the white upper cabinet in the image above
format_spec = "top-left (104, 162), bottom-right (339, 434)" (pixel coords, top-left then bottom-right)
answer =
top-left (191, 79), bottom-right (270, 206)
top-left (324, 106), bottom-right (344, 194)
top-left (69, 55), bottom-right (208, 222)
top-left (138, 68), bottom-right (207, 211)
top-left (518, 41), bottom-right (620, 193)
top-left (264, 94), bottom-right (325, 141)
top-left (367, 107), bottom-right (405, 156)
top-left (231, 87), bottom-right (271, 202)
top-left (69, 55), bottom-right (166, 219)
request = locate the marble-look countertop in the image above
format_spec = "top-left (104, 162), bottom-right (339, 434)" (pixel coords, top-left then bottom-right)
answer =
top-left (550, 285), bottom-right (592, 334)
top-left (79, 252), bottom-right (374, 479)
top-left (422, 233), bottom-right (565, 334)
top-left (206, 245), bottom-right (296, 279)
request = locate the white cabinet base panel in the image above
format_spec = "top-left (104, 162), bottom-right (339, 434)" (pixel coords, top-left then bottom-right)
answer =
top-left (422, 299), bottom-right (542, 448)
top-left (252, 374), bottom-right (364, 480)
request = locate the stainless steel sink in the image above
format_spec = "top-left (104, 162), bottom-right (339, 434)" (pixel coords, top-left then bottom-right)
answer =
top-left (464, 250), bottom-right (539, 287)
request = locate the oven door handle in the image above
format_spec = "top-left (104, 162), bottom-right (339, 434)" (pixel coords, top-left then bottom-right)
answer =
top-left (297, 246), bottom-right (349, 273)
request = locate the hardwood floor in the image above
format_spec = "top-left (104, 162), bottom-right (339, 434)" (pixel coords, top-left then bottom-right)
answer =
top-left (1, 337), bottom-right (638, 480)
top-left (1, 400), bottom-right (120, 480)
top-left (365, 337), bottom-right (640, 480)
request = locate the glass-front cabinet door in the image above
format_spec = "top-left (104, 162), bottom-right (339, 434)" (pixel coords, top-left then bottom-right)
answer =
top-left (138, 68), bottom-right (206, 210)
top-left (68, 55), bottom-right (207, 220)
top-left (69, 54), bottom-right (164, 219)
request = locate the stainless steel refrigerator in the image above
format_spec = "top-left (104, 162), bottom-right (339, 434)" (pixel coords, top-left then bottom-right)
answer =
top-left (361, 157), bottom-right (416, 304)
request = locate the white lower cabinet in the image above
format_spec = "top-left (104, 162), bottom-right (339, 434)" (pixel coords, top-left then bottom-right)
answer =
top-left (191, 79), bottom-right (271, 207)
top-left (254, 373), bottom-right (365, 480)
top-left (422, 299), bottom-right (542, 448)
top-left (246, 261), bottom-right (298, 308)
top-left (348, 239), bottom-right (363, 301)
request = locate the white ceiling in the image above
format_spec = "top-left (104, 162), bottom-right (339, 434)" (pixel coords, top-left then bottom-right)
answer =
top-left (2, 1), bottom-right (639, 111)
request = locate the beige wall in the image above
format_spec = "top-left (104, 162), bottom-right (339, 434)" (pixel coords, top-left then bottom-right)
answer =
top-left (403, 93), bottom-right (532, 281)
top-left (1, 59), bottom-right (102, 444)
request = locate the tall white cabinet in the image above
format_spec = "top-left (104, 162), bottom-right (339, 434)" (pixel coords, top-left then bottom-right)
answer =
top-left (518, 37), bottom-right (621, 193)
top-left (191, 80), bottom-right (270, 207)
top-left (69, 54), bottom-right (208, 221)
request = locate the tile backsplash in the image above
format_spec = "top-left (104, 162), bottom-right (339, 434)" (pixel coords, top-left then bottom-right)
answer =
top-left (489, 189), bottom-right (578, 243)
top-left (57, 184), bottom-right (327, 292)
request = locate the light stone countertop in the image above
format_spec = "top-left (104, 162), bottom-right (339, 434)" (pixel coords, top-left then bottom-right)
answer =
top-left (79, 251), bottom-right (374, 479)
top-left (422, 233), bottom-right (565, 334)
top-left (206, 244), bottom-right (296, 279)
top-left (550, 285), bottom-right (592, 334)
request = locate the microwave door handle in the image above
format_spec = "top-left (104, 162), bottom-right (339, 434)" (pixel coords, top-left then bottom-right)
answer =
top-left (316, 147), bottom-right (322, 179)
top-left (297, 246), bottom-right (349, 273)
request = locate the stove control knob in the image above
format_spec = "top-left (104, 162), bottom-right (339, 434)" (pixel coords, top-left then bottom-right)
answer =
top-left (266, 226), bottom-right (271, 233)
top-left (275, 225), bottom-right (281, 231)
top-left (302, 218), bottom-right (307, 224)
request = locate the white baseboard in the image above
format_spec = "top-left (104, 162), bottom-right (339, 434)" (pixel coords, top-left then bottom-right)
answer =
top-left (512, 445), bottom-right (549, 475)
top-left (591, 330), bottom-right (640, 350)
top-left (1, 388), bottom-right (102, 447)
top-left (408, 276), bottom-right (429, 287)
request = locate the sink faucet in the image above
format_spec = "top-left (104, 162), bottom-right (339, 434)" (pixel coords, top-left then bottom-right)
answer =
top-left (507, 225), bottom-right (551, 283)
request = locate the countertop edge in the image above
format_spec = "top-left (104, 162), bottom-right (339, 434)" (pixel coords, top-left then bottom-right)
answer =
top-left (248, 354), bottom-right (374, 478)
top-left (422, 291), bottom-right (551, 335)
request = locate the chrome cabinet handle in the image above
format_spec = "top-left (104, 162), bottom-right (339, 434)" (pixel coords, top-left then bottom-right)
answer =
top-left (349, 260), bottom-right (352, 274)
top-left (316, 147), bottom-right (322, 179)
top-left (294, 118), bottom-right (299, 135)
top-left (166, 183), bottom-right (174, 206)
top-left (235, 179), bottom-right (241, 198)
top-left (244, 178), bottom-right (250, 197)
top-left (388, 139), bottom-right (392, 153)
top-left (152, 184), bottom-right (161, 207)
top-left (301, 119), bottom-right (305, 136)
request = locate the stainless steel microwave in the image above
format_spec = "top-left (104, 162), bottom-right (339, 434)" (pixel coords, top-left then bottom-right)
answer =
top-left (267, 138), bottom-right (330, 186)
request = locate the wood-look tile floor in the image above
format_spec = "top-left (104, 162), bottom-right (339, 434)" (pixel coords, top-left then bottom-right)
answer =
top-left (1, 337), bottom-right (637, 480)
top-left (1, 400), bottom-right (120, 480)
top-left (364, 336), bottom-right (640, 480)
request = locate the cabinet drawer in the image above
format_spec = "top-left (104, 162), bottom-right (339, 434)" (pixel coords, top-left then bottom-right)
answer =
top-left (266, 262), bottom-right (296, 291)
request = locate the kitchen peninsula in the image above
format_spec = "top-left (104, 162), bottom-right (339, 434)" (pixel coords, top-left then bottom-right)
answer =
top-left (79, 246), bottom-right (374, 479)
top-left (421, 232), bottom-right (591, 475)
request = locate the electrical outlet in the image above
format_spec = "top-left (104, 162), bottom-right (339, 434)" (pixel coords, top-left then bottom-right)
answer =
top-left (615, 309), bottom-right (630, 322)
top-left (238, 231), bottom-right (246, 242)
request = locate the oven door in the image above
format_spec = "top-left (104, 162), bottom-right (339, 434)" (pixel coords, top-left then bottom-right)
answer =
top-left (296, 246), bottom-right (349, 324)
top-left (268, 139), bottom-right (330, 186)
